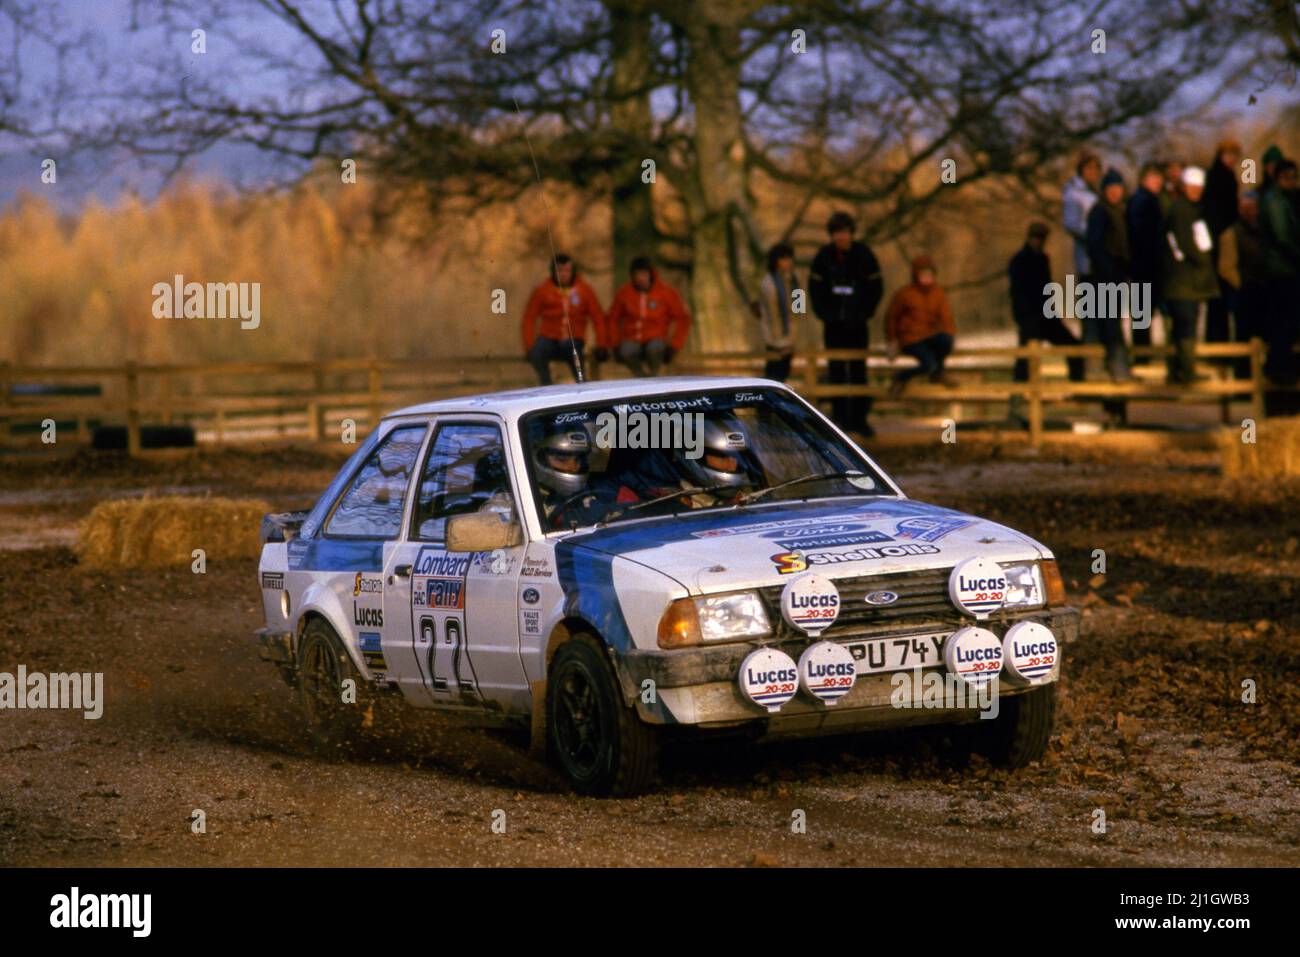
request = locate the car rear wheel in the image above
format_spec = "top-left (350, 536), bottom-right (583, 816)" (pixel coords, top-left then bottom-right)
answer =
top-left (546, 636), bottom-right (659, 796)
top-left (297, 618), bottom-right (367, 754)
top-left (971, 683), bottom-right (1057, 768)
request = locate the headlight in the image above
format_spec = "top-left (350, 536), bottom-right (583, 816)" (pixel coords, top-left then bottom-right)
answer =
top-left (999, 562), bottom-right (1045, 609)
top-left (657, 591), bottom-right (771, 648)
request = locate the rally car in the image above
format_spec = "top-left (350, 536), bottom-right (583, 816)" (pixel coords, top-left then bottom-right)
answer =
top-left (254, 376), bottom-right (1078, 795)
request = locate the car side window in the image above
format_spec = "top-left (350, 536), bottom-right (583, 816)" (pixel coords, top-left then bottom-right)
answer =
top-left (324, 425), bottom-right (426, 539)
top-left (412, 423), bottom-right (513, 542)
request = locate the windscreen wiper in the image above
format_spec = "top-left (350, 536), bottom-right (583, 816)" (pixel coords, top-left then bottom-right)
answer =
top-left (599, 482), bottom-right (755, 525)
top-left (740, 469), bottom-right (869, 504)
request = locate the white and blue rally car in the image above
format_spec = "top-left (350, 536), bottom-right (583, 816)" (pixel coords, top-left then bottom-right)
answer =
top-left (255, 377), bottom-right (1077, 795)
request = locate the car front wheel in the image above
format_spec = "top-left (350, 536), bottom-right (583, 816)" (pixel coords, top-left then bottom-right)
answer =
top-left (297, 618), bottom-right (367, 754)
top-left (546, 636), bottom-right (659, 796)
top-left (971, 683), bottom-right (1057, 768)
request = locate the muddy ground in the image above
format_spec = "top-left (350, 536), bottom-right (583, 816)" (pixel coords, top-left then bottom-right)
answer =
top-left (1, 441), bottom-right (1298, 866)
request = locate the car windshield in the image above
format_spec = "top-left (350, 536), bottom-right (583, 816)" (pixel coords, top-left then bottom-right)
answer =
top-left (520, 387), bottom-right (894, 531)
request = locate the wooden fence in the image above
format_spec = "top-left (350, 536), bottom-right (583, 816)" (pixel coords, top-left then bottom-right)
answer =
top-left (0, 339), bottom-right (1287, 454)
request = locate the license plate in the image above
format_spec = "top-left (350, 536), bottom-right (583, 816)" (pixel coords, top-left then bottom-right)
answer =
top-left (842, 633), bottom-right (945, 675)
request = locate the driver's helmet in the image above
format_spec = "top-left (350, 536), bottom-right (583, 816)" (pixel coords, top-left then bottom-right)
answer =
top-left (677, 413), bottom-right (758, 490)
top-left (535, 425), bottom-right (591, 498)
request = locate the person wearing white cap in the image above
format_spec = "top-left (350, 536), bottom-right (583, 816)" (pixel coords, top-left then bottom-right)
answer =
top-left (1161, 166), bottom-right (1218, 384)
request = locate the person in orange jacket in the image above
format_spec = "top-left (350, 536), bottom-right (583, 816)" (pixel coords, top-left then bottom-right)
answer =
top-left (606, 256), bottom-right (691, 377)
top-left (521, 253), bottom-right (607, 384)
top-left (885, 254), bottom-right (957, 397)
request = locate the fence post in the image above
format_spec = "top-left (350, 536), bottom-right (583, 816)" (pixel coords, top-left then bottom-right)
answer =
top-left (125, 362), bottom-right (141, 457)
top-left (159, 370), bottom-right (173, 426)
top-left (368, 360), bottom-right (382, 434)
top-left (1249, 337), bottom-right (1266, 424)
top-left (1027, 339), bottom-right (1044, 449)
top-left (0, 360), bottom-right (11, 450)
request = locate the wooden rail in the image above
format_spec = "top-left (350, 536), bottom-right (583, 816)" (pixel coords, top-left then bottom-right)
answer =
top-left (0, 339), bottom-right (1288, 454)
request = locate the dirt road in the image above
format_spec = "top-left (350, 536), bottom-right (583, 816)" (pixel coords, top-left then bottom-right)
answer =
top-left (2, 443), bottom-right (1298, 866)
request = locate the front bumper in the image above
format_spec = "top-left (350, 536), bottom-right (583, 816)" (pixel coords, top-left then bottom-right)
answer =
top-left (620, 605), bottom-right (1079, 733)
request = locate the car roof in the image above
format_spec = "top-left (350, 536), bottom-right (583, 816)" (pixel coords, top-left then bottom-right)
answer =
top-left (383, 375), bottom-right (791, 423)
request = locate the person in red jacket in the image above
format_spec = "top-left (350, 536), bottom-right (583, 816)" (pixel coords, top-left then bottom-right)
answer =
top-left (606, 256), bottom-right (691, 377)
top-left (521, 253), bottom-right (607, 385)
top-left (885, 254), bottom-right (957, 397)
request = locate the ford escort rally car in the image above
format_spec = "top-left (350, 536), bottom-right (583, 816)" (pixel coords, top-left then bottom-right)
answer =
top-left (255, 376), bottom-right (1078, 795)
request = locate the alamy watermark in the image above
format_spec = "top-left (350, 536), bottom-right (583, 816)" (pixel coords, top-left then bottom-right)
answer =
top-left (151, 274), bottom-right (261, 329)
top-left (889, 667), bottom-right (1000, 719)
top-left (592, 407), bottom-right (705, 459)
top-left (0, 665), bottom-right (104, 719)
top-left (1045, 275), bottom-right (1152, 330)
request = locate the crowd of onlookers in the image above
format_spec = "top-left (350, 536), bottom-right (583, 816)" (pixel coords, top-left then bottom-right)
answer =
top-left (519, 140), bottom-right (1299, 437)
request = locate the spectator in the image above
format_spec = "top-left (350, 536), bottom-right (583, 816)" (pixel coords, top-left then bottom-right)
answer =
top-left (1261, 144), bottom-right (1284, 192)
top-left (757, 242), bottom-right (800, 382)
top-left (1127, 162), bottom-right (1166, 362)
top-left (1260, 160), bottom-right (1300, 385)
top-left (1009, 222), bottom-right (1084, 389)
top-left (1217, 191), bottom-right (1269, 378)
top-left (1086, 167), bottom-right (1135, 382)
top-left (1063, 151), bottom-right (1102, 365)
top-left (521, 253), bottom-right (606, 385)
top-left (1203, 139), bottom-right (1242, 346)
top-left (885, 255), bottom-right (956, 398)
top-left (1160, 160), bottom-right (1185, 214)
top-left (606, 256), bottom-right (691, 377)
top-left (809, 211), bottom-right (884, 436)
top-left (1162, 167), bottom-right (1219, 384)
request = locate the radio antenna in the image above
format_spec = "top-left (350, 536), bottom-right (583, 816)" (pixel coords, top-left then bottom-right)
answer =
top-left (514, 96), bottom-right (585, 384)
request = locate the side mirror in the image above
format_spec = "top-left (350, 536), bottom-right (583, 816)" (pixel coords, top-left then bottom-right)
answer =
top-left (446, 511), bottom-right (523, 552)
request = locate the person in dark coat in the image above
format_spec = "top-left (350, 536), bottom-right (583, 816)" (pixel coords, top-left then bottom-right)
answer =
top-left (1202, 139), bottom-right (1242, 346)
top-left (1260, 160), bottom-right (1300, 384)
top-left (809, 211), bottom-right (884, 436)
top-left (1126, 162), bottom-right (1166, 362)
top-left (1086, 167), bottom-right (1134, 382)
top-left (1218, 191), bottom-right (1270, 378)
top-left (1009, 222), bottom-right (1084, 384)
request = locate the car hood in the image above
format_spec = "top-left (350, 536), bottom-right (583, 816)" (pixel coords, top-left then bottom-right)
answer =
top-left (559, 497), bottom-right (1048, 593)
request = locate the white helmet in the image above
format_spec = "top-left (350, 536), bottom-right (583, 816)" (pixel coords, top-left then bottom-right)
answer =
top-left (679, 414), bottom-right (756, 489)
top-left (535, 427), bottom-right (591, 497)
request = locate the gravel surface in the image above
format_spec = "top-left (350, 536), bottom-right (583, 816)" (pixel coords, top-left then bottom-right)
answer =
top-left (1, 442), bottom-right (1297, 866)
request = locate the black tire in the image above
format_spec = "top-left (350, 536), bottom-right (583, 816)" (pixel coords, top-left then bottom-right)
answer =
top-left (971, 683), bottom-right (1056, 769)
top-left (546, 636), bottom-right (659, 796)
top-left (296, 618), bottom-right (367, 754)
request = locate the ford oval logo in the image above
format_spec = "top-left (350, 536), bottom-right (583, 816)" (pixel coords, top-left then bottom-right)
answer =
top-left (522, 588), bottom-right (540, 605)
top-left (865, 590), bottom-right (899, 606)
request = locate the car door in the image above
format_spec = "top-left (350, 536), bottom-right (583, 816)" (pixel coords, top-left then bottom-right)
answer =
top-left (383, 418), bottom-right (530, 712)
top-left (313, 423), bottom-right (427, 684)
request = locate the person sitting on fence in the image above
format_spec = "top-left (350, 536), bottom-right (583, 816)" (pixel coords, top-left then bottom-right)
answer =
top-left (521, 253), bottom-right (607, 385)
top-left (885, 255), bottom-right (956, 398)
top-left (757, 242), bottom-right (800, 382)
top-left (1009, 222), bottom-right (1084, 396)
top-left (606, 256), bottom-right (691, 377)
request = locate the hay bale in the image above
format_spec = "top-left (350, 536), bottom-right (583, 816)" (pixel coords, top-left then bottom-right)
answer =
top-left (77, 496), bottom-right (271, 568)
top-left (1220, 417), bottom-right (1300, 479)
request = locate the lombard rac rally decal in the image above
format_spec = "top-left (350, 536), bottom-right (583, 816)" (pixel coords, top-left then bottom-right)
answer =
top-left (739, 647), bottom-right (799, 713)
top-left (948, 556), bottom-right (1007, 619)
top-left (943, 626), bottom-right (1003, 688)
top-left (798, 641), bottom-right (857, 705)
top-left (780, 574), bottom-right (840, 636)
top-left (1001, 621), bottom-right (1059, 686)
top-left (413, 547), bottom-right (471, 611)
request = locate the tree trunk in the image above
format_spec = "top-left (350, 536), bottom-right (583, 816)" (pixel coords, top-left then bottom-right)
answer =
top-left (608, 1), bottom-right (658, 293)
top-left (679, 0), bottom-right (760, 354)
